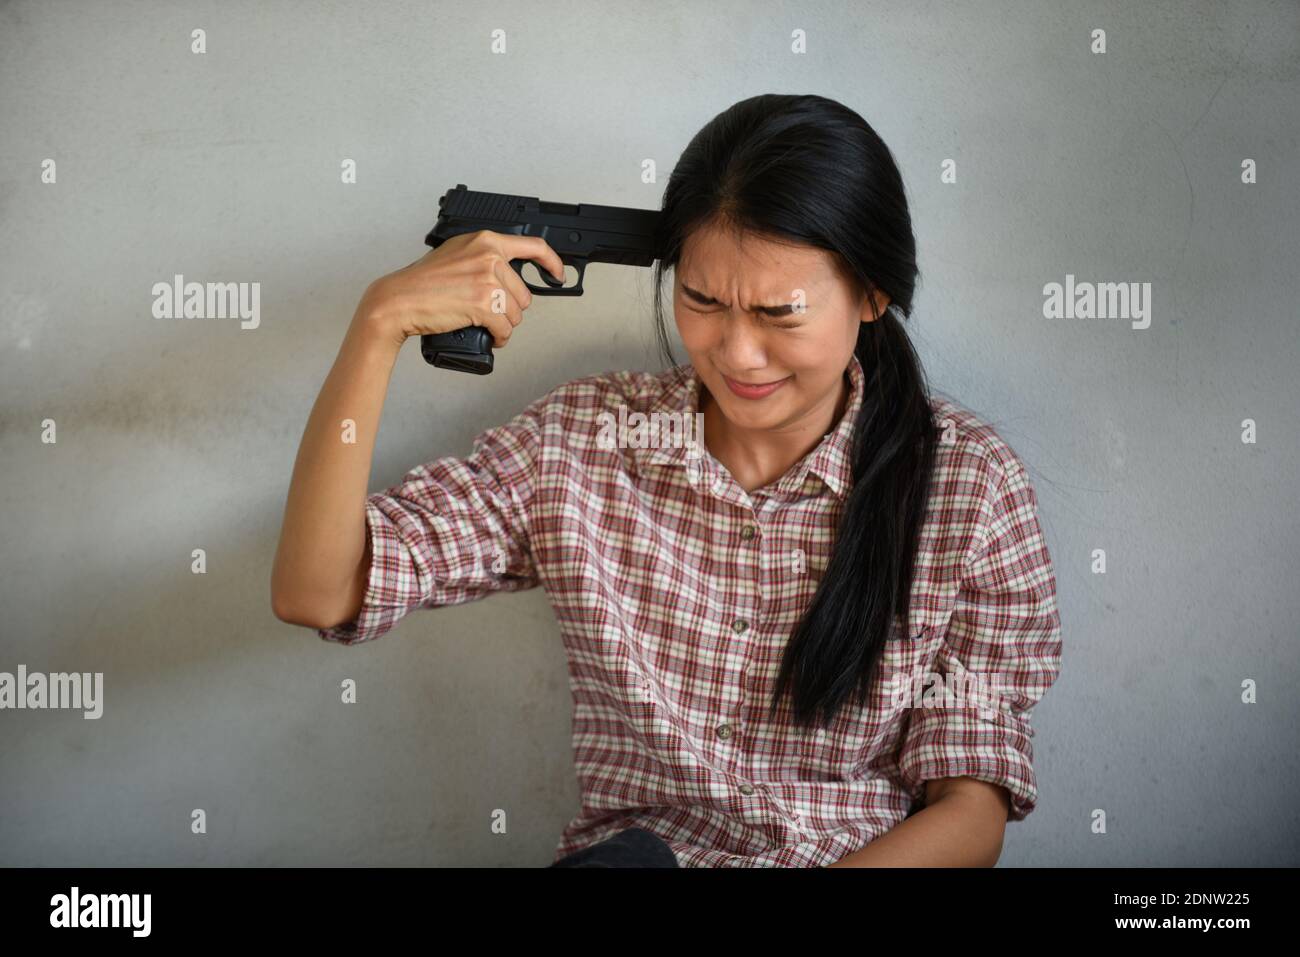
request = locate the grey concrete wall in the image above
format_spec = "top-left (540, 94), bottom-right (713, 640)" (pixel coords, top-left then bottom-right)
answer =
top-left (1, 0), bottom-right (1296, 866)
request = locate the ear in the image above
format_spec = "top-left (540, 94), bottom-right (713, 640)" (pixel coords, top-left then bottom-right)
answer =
top-left (859, 286), bottom-right (891, 323)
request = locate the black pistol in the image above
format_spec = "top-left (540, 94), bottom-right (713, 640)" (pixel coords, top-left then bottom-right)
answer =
top-left (421, 184), bottom-right (661, 374)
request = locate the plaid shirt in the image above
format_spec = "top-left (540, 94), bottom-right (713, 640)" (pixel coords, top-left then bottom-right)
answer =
top-left (317, 353), bottom-right (1063, 867)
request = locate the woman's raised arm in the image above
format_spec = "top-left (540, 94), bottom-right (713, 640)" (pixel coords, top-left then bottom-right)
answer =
top-left (270, 232), bottom-right (564, 628)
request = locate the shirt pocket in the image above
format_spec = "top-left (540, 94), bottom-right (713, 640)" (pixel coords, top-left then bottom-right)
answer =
top-left (796, 623), bottom-right (940, 780)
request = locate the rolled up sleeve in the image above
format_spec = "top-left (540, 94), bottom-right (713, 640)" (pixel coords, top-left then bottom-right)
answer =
top-left (896, 463), bottom-right (1063, 821)
top-left (317, 398), bottom-right (545, 646)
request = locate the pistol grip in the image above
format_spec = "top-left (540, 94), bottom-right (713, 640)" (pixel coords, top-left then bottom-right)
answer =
top-left (418, 257), bottom-right (585, 375)
top-left (420, 327), bottom-right (494, 375)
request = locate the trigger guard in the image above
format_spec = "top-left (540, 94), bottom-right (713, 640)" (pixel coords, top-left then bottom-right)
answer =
top-left (511, 257), bottom-right (585, 295)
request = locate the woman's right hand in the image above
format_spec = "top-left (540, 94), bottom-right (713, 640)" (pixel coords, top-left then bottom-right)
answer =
top-left (354, 230), bottom-right (567, 351)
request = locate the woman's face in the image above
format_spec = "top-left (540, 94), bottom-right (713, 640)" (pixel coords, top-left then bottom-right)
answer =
top-left (673, 221), bottom-right (889, 433)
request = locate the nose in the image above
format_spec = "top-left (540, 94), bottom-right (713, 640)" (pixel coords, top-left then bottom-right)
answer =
top-left (714, 313), bottom-right (770, 371)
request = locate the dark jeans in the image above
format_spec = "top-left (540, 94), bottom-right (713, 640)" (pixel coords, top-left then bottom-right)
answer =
top-left (548, 827), bottom-right (680, 868)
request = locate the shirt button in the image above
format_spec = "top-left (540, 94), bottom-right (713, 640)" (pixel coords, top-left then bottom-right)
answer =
top-left (715, 723), bottom-right (733, 740)
top-left (731, 619), bottom-right (749, 634)
top-left (738, 783), bottom-right (755, 796)
top-left (740, 524), bottom-right (756, 540)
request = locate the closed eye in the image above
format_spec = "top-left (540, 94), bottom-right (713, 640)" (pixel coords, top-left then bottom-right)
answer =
top-left (681, 303), bottom-right (803, 329)
top-left (680, 282), bottom-right (799, 318)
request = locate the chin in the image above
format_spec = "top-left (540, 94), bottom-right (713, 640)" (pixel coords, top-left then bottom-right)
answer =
top-left (718, 390), bottom-right (791, 416)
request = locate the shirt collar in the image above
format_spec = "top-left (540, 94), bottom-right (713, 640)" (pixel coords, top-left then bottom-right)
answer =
top-left (635, 354), bottom-right (864, 501)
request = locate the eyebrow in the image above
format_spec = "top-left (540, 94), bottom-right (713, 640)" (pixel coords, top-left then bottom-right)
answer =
top-left (680, 282), bottom-right (799, 317)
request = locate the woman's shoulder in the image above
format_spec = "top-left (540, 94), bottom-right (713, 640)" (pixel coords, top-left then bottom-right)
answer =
top-left (525, 366), bottom-right (692, 421)
top-left (495, 367), bottom-right (693, 465)
top-left (926, 391), bottom-right (1031, 491)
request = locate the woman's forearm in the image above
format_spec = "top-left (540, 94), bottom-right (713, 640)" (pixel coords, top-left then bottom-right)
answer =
top-left (270, 303), bottom-right (401, 627)
top-left (826, 787), bottom-right (1008, 867)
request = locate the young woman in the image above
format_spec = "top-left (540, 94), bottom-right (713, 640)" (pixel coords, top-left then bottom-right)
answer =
top-left (271, 93), bottom-right (1063, 868)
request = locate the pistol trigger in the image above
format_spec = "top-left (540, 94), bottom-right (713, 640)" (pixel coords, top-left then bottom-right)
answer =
top-left (510, 256), bottom-right (561, 294)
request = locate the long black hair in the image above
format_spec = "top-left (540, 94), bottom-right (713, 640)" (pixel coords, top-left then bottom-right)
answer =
top-left (650, 93), bottom-right (938, 730)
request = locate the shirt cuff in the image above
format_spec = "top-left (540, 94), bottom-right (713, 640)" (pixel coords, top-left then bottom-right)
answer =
top-left (316, 498), bottom-right (404, 646)
top-left (895, 701), bottom-right (1039, 821)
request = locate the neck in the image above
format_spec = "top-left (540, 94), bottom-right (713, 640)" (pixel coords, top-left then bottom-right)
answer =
top-left (700, 369), bottom-right (850, 493)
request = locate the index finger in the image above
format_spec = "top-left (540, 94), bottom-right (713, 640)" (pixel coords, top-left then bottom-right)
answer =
top-left (492, 234), bottom-right (566, 283)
